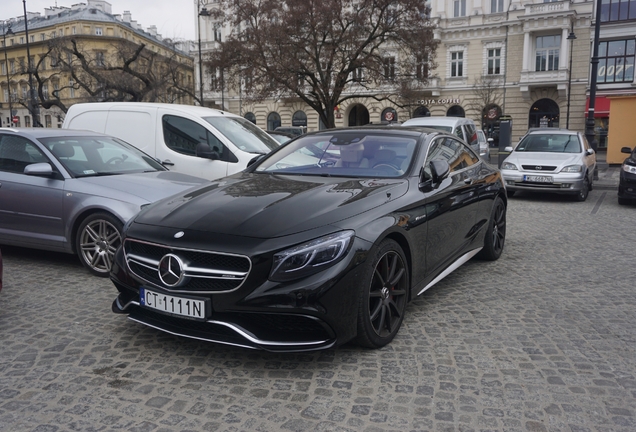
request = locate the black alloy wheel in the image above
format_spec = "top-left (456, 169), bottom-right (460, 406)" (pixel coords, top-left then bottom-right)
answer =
top-left (477, 196), bottom-right (506, 261)
top-left (76, 212), bottom-right (123, 277)
top-left (356, 239), bottom-right (409, 348)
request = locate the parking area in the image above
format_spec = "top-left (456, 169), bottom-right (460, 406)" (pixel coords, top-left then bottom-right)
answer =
top-left (1, 188), bottom-right (635, 432)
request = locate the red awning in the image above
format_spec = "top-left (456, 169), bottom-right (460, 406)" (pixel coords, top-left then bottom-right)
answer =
top-left (585, 96), bottom-right (611, 117)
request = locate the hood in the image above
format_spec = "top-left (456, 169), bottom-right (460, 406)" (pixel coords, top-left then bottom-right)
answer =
top-left (505, 152), bottom-right (583, 169)
top-left (133, 173), bottom-right (409, 238)
top-left (74, 171), bottom-right (208, 203)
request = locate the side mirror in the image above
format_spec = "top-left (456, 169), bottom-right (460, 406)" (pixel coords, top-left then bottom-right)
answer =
top-left (24, 162), bottom-right (54, 176)
top-left (621, 146), bottom-right (633, 154)
top-left (586, 148), bottom-right (595, 156)
top-left (196, 142), bottom-right (220, 160)
top-left (504, 146), bottom-right (513, 152)
top-left (487, 138), bottom-right (494, 143)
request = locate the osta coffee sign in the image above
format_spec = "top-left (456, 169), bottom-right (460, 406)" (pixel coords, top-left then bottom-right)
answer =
top-left (417, 98), bottom-right (461, 105)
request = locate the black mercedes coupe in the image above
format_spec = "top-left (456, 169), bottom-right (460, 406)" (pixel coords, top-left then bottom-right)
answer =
top-left (110, 126), bottom-right (507, 351)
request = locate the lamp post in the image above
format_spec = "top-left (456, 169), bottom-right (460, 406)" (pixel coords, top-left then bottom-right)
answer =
top-left (23, 0), bottom-right (41, 126)
top-left (566, 24), bottom-right (576, 129)
top-left (197, 2), bottom-right (211, 107)
top-left (586, 0), bottom-right (602, 153)
top-left (2, 22), bottom-right (14, 126)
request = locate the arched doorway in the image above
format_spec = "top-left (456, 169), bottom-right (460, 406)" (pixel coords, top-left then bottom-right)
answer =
top-left (413, 106), bottom-right (431, 118)
top-left (381, 107), bottom-right (398, 123)
top-left (244, 112), bottom-right (256, 124)
top-left (292, 110), bottom-right (307, 127)
top-left (529, 98), bottom-right (560, 128)
top-left (348, 104), bottom-right (370, 126)
top-left (447, 105), bottom-right (465, 117)
top-left (267, 112), bottom-right (281, 130)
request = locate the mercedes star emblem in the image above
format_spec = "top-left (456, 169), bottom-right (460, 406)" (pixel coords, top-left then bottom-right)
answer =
top-left (536, 166), bottom-right (542, 170)
top-left (158, 254), bottom-right (185, 287)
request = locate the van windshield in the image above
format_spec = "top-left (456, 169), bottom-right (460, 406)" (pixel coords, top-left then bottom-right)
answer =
top-left (204, 117), bottom-right (279, 154)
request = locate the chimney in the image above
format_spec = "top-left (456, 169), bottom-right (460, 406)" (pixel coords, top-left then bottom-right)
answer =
top-left (123, 11), bottom-right (132, 23)
top-left (148, 25), bottom-right (157, 36)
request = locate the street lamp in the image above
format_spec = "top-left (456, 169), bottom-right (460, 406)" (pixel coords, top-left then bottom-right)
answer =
top-left (23, 0), bottom-right (41, 126)
top-left (566, 24), bottom-right (576, 129)
top-left (585, 0), bottom-right (602, 180)
top-left (197, 3), bottom-right (211, 106)
top-left (2, 22), bottom-right (14, 127)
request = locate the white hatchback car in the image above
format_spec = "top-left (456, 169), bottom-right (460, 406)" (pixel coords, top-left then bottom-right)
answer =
top-left (402, 116), bottom-right (479, 156)
top-left (501, 129), bottom-right (596, 201)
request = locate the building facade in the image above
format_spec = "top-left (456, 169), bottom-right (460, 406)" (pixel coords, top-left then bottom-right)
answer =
top-left (1, 0), bottom-right (195, 128)
top-left (195, 0), bottom-right (598, 145)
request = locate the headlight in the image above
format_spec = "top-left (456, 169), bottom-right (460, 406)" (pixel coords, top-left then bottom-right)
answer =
top-left (270, 230), bottom-right (355, 282)
top-left (561, 165), bottom-right (583, 173)
top-left (501, 162), bottom-right (517, 170)
top-left (623, 163), bottom-right (636, 174)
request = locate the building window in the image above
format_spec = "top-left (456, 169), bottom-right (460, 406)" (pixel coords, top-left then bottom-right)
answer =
top-left (598, 39), bottom-right (635, 83)
top-left (214, 25), bottom-right (222, 42)
top-left (20, 37), bottom-right (24, 44)
top-left (454, 0), bottom-right (466, 17)
top-left (42, 84), bottom-right (49, 100)
top-left (21, 85), bottom-right (27, 99)
top-left (487, 48), bottom-right (501, 75)
top-left (416, 55), bottom-right (429, 80)
top-left (601, 0), bottom-right (636, 22)
top-left (69, 79), bottom-right (76, 98)
top-left (492, 0), bottom-right (504, 13)
top-left (40, 33), bottom-right (45, 41)
top-left (72, 26), bottom-right (77, 35)
top-left (95, 27), bottom-right (103, 36)
top-left (383, 57), bottom-right (395, 80)
top-left (18, 58), bottom-right (25, 73)
top-left (3, 88), bottom-right (8, 103)
top-left (45, 115), bottom-right (52, 128)
top-left (30, 35), bottom-right (34, 43)
top-left (25, 116), bottom-right (30, 127)
top-left (53, 81), bottom-right (60, 98)
top-left (535, 35), bottom-right (561, 71)
top-left (96, 52), bottom-right (105, 67)
top-left (51, 55), bottom-right (58, 68)
top-left (451, 51), bottom-right (464, 77)
top-left (352, 67), bottom-right (365, 82)
top-left (0, 61), bottom-right (5, 75)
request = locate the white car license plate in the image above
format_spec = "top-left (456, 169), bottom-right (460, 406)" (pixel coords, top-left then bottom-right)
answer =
top-left (524, 175), bottom-right (553, 183)
top-left (140, 288), bottom-right (207, 319)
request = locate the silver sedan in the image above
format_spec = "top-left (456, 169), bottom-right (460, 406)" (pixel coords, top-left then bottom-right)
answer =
top-left (0, 128), bottom-right (207, 276)
top-left (500, 129), bottom-right (596, 201)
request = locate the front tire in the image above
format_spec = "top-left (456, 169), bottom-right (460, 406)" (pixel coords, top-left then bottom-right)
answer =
top-left (355, 239), bottom-right (409, 349)
top-left (575, 177), bottom-right (589, 202)
top-left (76, 212), bottom-right (123, 277)
top-left (477, 196), bottom-right (506, 261)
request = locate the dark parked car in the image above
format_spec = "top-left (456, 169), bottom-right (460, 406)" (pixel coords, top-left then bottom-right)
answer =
top-left (619, 146), bottom-right (636, 205)
top-left (0, 128), bottom-right (207, 276)
top-left (0, 248), bottom-right (3, 293)
top-left (111, 127), bottom-right (507, 351)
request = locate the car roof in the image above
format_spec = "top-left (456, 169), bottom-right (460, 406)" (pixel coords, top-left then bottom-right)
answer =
top-left (67, 102), bottom-right (236, 118)
top-left (0, 127), bottom-right (112, 140)
top-left (307, 125), bottom-right (443, 139)
top-left (525, 128), bottom-right (578, 135)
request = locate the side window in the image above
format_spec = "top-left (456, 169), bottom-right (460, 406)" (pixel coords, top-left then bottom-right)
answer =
top-left (162, 115), bottom-right (226, 157)
top-left (0, 134), bottom-right (48, 174)
top-left (454, 125), bottom-right (465, 142)
top-left (465, 124), bottom-right (478, 147)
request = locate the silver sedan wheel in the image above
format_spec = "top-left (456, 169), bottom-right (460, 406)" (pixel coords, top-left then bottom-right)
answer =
top-left (77, 214), bottom-right (122, 276)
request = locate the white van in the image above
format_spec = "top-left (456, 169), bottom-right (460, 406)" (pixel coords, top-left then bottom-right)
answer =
top-left (401, 116), bottom-right (480, 155)
top-left (62, 102), bottom-right (280, 180)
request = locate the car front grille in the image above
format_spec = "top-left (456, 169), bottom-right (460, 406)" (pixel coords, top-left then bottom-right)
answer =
top-left (124, 238), bottom-right (251, 294)
top-left (522, 165), bottom-right (557, 172)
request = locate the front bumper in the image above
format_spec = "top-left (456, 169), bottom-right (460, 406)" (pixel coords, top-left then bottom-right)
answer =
top-left (110, 231), bottom-right (372, 352)
top-left (618, 168), bottom-right (636, 199)
top-left (502, 170), bottom-right (587, 194)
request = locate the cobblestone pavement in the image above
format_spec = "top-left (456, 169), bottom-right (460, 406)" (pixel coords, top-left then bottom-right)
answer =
top-left (1, 188), bottom-right (635, 432)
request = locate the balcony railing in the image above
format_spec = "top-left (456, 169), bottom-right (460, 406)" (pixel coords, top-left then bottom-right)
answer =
top-left (524, 1), bottom-right (571, 16)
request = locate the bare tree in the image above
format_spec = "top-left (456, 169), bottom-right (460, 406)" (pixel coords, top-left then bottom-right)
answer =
top-left (206, 0), bottom-right (437, 128)
top-left (467, 74), bottom-right (504, 130)
top-left (32, 36), bottom-right (197, 113)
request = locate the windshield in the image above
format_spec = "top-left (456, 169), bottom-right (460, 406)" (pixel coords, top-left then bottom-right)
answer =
top-left (255, 132), bottom-right (418, 178)
top-left (516, 134), bottom-right (581, 153)
top-left (39, 136), bottom-right (165, 178)
top-left (204, 117), bottom-right (279, 154)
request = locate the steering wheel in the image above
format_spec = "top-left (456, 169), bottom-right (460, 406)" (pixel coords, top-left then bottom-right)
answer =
top-left (106, 156), bottom-right (125, 165)
top-left (373, 163), bottom-right (401, 175)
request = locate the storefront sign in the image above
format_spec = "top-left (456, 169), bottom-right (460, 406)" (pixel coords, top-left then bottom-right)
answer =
top-left (416, 98), bottom-right (461, 105)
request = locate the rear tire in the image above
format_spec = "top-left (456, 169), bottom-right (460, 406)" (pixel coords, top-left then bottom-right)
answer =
top-left (477, 196), bottom-right (506, 261)
top-left (76, 212), bottom-right (123, 277)
top-left (355, 239), bottom-right (409, 349)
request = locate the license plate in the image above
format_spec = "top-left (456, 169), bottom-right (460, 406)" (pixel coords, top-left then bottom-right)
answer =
top-left (524, 175), bottom-right (553, 183)
top-left (140, 288), bottom-right (207, 319)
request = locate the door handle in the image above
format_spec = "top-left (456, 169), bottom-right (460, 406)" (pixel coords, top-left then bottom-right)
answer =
top-left (162, 159), bottom-right (175, 166)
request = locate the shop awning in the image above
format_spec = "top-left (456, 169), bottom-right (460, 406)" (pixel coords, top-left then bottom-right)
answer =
top-left (584, 96), bottom-right (611, 117)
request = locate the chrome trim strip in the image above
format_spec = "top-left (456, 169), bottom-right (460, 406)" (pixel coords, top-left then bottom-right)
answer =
top-left (127, 315), bottom-right (333, 349)
top-left (417, 248), bottom-right (482, 296)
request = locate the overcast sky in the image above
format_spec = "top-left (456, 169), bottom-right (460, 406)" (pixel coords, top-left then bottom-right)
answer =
top-left (1, 0), bottom-right (197, 41)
